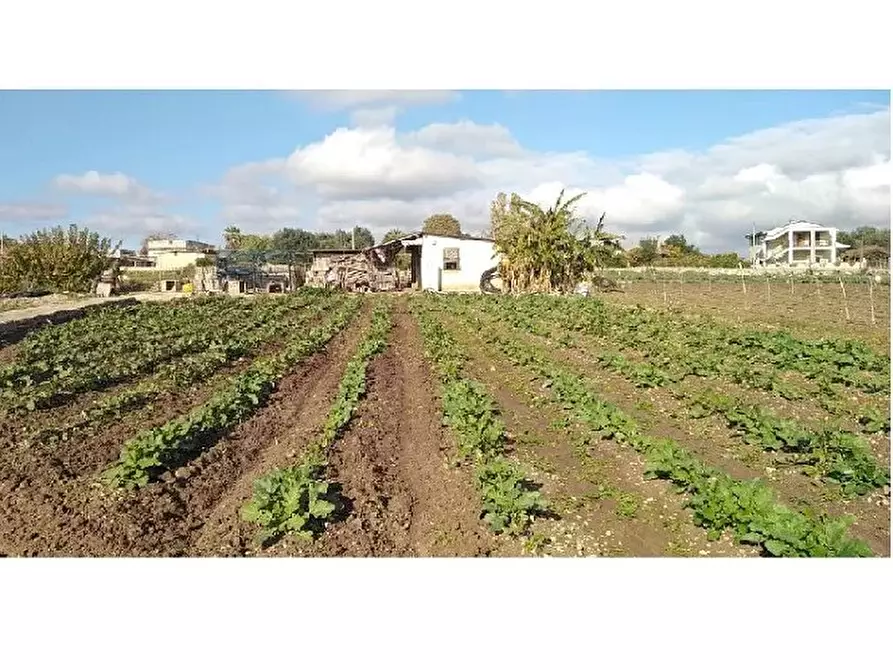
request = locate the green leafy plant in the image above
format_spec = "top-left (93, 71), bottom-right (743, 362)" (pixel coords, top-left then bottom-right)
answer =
top-left (412, 300), bottom-right (548, 537)
top-left (689, 390), bottom-right (889, 496)
top-left (241, 302), bottom-right (393, 544)
top-left (26, 292), bottom-right (345, 446)
top-left (441, 298), bottom-right (874, 558)
top-left (241, 461), bottom-right (338, 545)
top-left (476, 456), bottom-right (547, 534)
top-left (103, 297), bottom-right (362, 489)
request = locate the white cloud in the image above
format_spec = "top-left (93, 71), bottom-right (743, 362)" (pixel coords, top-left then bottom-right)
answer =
top-left (408, 120), bottom-right (524, 158)
top-left (285, 126), bottom-right (481, 200)
top-left (83, 204), bottom-right (201, 242)
top-left (201, 159), bottom-right (306, 230)
top-left (0, 201), bottom-right (69, 222)
top-left (200, 107), bottom-right (891, 252)
top-left (53, 170), bottom-right (161, 203)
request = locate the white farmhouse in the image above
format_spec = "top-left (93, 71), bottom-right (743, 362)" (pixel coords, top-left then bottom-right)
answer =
top-left (387, 232), bottom-right (499, 292)
top-left (145, 238), bottom-right (216, 271)
top-left (748, 220), bottom-right (850, 268)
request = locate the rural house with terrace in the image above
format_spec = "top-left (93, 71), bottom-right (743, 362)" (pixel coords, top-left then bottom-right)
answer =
top-left (748, 220), bottom-right (850, 268)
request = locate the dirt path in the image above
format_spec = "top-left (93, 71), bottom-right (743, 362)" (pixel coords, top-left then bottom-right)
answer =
top-left (268, 301), bottom-right (495, 557)
top-left (0, 291), bottom-right (183, 325)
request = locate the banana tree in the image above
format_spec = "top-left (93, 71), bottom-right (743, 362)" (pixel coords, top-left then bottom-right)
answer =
top-left (492, 189), bottom-right (618, 294)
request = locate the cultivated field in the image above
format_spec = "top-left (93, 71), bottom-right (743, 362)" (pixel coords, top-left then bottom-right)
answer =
top-left (0, 286), bottom-right (889, 557)
top-left (601, 276), bottom-right (891, 353)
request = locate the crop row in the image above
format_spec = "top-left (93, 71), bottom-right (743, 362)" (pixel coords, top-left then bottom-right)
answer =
top-left (686, 390), bottom-right (887, 496)
top-left (469, 294), bottom-right (889, 434)
top-left (8, 295), bottom-right (257, 376)
top-left (444, 298), bottom-right (872, 557)
top-left (27, 291), bottom-right (347, 448)
top-left (480, 294), bottom-right (889, 396)
top-left (241, 301), bottom-right (394, 545)
top-left (456, 298), bottom-right (888, 496)
top-left (102, 296), bottom-right (362, 489)
top-left (410, 298), bottom-right (547, 537)
top-left (0, 291), bottom-right (333, 415)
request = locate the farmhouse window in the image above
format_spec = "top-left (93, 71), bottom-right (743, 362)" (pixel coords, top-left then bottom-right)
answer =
top-left (443, 247), bottom-right (460, 271)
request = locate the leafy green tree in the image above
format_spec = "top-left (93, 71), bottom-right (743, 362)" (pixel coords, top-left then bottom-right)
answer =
top-left (707, 252), bottom-right (744, 268)
top-left (223, 225), bottom-right (243, 250)
top-left (837, 226), bottom-right (891, 255)
top-left (242, 234), bottom-right (271, 251)
top-left (0, 224), bottom-right (118, 293)
top-left (581, 212), bottom-right (625, 269)
top-left (315, 229), bottom-right (351, 249)
top-left (381, 229), bottom-right (407, 244)
top-left (628, 237), bottom-right (660, 266)
top-left (662, 233), bottom-right (699, 255)
top-left (422, 213), bottom-right (462, 237)
top-left (222, 225), bottom-right (270, 252)
top-left (353, 226), bottom-right (375, 248)
top-left (0, 233), bottom-right (16, 256)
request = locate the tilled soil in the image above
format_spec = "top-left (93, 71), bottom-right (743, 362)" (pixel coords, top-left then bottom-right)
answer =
top-left (0, 309), bottom-right (370, 556)
top-left (440, 311), bottom-right (754, 558)
top-left (601, 281), bottom-right (891, 355)
top-left (448, 306), bottom-right (891, 557)
top-left (266, 303), bottom-right (495, 557)
top-left (0, 300), bottom-right (498, 557)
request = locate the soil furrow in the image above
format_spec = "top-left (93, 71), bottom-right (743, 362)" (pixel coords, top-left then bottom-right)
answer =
top-left (439, 309), bottom-right (753, 557)
top-left (0, 307), bottom-right (366, 556)
top-left (286, 302), bottom-right (494, 557)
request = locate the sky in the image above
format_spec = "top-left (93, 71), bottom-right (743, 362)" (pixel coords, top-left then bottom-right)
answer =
top-left (0, 89), bottom-right (889, 253)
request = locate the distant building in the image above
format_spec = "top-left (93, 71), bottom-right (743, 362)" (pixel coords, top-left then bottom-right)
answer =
top-left (110, 248), bottom-right (154, 268)
top-left (747, 220), bottom-right (850, 268)
top-left (146, 239), bottom-right (215, 271)
top-left (306, 232), bottom-right (498, 293)
top-left (398, 233), bottom-right (498, 292)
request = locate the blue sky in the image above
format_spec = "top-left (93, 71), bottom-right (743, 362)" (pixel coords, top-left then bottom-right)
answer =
top-left (0, 90), bottom-right (889, 252)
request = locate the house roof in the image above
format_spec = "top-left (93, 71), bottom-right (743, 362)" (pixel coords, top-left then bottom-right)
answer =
top-left (306, 231), bottom-right (496, 258)
top-left (367, 231), bottom-right (494, 252)
top-left (755, 220), bottom-right (835, 242)
top-left (311, 248), bottom-right (365, 254)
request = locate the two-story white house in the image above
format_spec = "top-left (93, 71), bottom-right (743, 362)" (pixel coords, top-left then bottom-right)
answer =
top-left (748, 220), bottom-right (850, 268)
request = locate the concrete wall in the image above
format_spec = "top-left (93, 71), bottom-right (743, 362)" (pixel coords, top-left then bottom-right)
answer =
top-left (153, 251), bottom-right (210, 271)
top-left (418, 236), bottom-right (499, 292)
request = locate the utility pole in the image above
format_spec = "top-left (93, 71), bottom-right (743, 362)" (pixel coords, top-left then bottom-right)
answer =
top-left (351, 226), bottom-right (356, 250)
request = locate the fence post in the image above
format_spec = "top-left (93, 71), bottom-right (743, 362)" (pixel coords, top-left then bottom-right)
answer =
top-left (838, 276), bottom-right (851, 322)
top-left (869, 277), bottom-right (876, 326)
